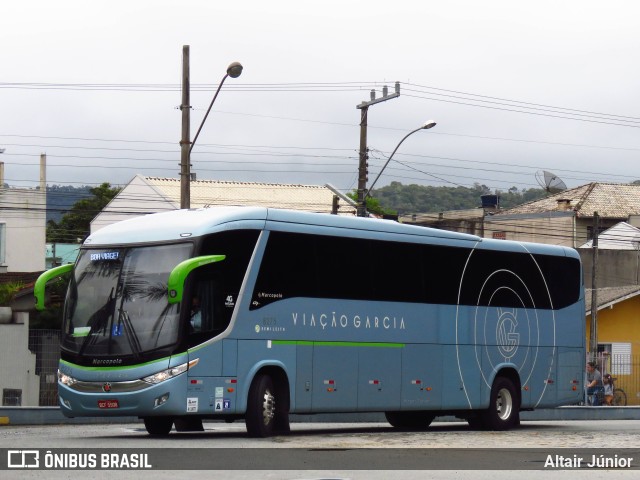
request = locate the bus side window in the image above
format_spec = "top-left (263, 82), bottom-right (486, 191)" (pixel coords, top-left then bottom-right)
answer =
top-left (190, 275), bottom-right (229, 334)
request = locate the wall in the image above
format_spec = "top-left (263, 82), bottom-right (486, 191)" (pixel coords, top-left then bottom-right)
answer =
top-left (90, 175), bottom-right (175, 233)
top-left (579, 249), bottom-right (640, 288)
top-left (0, 318), bottom-right (40, 406)
top-left (483, 212), bottom-right (576, 247)
top-left (586, 295), bottom-right (640, 405)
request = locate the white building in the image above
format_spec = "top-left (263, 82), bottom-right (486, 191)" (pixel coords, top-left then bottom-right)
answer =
top-left (0, 158), bottom-right (46, 406)
top-left (91, 175), bottom-right (355, 232)
top-left (579, 222), bottom-right (640, 250)
top-left (0, 159), bottom-right (46, 272)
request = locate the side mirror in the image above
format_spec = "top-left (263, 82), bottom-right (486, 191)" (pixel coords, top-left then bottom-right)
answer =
top-left (34, 264), bottom-right (74, 311)
top-left (167, 255), bottom-right (226, 304)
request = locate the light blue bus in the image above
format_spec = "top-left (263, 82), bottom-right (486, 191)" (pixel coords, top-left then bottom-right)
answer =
top-left (35, 207), bottom-right (585, 436)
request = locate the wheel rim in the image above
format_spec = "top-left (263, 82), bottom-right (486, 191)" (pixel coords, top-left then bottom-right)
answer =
top-left (496, 387), bottom-right (513, 421)
top-left (262, 388), bottom-right (275, 426)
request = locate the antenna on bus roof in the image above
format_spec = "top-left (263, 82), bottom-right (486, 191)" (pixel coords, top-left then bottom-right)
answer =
top-left (535, 170), bottom-right (567, 194)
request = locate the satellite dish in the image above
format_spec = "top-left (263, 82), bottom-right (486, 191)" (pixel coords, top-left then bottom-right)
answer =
top-left (535, 170), bottom-right (567, 194)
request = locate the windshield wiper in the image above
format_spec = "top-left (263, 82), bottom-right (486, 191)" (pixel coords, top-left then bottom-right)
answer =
top-left (117, 308), bottom-right (142, 361)
top-left (78, 288), bottom-right (116, 356)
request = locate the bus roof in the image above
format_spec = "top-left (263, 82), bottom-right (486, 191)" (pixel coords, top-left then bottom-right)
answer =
top-left (84, 206), bottom-right (482, 246)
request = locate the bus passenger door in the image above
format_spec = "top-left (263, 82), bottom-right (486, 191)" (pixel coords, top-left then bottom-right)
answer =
top-left (312, 345), bottom-right (358, 411)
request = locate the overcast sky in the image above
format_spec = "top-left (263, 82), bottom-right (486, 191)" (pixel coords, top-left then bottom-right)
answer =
top-left (1, 0), bottom-right (639, 198)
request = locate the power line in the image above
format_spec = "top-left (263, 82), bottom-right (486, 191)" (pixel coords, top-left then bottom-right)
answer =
top-left (404, 93), bottom-right (640, 129)
top-left (403, 83), bottom-right (640, 122)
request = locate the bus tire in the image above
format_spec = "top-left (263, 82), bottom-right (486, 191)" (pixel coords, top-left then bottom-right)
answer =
top-left (481, 377), bottom-right (519, 431)
top-left (143, 416), bottom-right (173, 435)
top-left (466, 417), bottom-right (484, 430)
top-left (246, 373), bottom-right (277, 437)
top-left (385, 411), bottom-right (434, 430)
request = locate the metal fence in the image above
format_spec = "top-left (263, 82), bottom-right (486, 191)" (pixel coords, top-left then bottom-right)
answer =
top-left (587, 352), bottom-right (640, 406)
top-left (28, 329), bottom-right (62, 406)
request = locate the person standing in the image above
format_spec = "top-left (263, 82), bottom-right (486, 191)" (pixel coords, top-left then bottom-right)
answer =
top-left (586, 361), bottom-right (603, 405)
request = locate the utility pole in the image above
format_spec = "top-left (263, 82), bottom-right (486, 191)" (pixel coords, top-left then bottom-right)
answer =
top-left (589, 211), bottom-right (599, 358)
top-left (356, 82), bottom-right (400, 217)
top-left (180, 45), bottom-right (191, 209)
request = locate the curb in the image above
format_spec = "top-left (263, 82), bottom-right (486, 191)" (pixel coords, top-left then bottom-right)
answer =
top-left (0, 406), bottom-right (639, 426)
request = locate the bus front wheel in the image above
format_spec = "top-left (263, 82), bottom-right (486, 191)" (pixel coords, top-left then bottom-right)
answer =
top-left (246, 373), bottom-right (277, 437)
top-left (481, 377), bottom-right (519, 430)
top-left (143, 416), bottom-right (173, 435)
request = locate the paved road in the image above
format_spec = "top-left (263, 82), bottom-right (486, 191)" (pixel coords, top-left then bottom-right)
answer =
top-left (1, 420), bottom-right (638, 479)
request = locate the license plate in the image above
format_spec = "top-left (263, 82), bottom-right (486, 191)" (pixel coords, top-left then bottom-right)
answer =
top-left (98, 399), bottom-right (119, 409)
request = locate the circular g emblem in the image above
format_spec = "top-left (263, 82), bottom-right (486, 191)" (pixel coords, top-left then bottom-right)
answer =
top-left (456, 249), bottom-right (556, 408)
top-left (496, 309), bottom-right (519, 359)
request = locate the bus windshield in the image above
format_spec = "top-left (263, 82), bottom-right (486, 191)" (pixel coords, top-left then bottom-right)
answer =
top-left (62, 243), bottom-right (192, 358)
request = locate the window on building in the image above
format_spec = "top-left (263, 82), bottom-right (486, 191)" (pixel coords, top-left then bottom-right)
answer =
top-left (2, 389), bottom-right (22, 406)
top-left (598, 342), bottom-right (632, 375)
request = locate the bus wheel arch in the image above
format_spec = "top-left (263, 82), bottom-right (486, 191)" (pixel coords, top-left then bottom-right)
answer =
top-left (481, 371), bottom-right (521, 430)
top-left (245, 366), bottom-right (290, 437)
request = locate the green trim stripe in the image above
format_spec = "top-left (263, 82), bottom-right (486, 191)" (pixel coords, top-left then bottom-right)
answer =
top-left (272, 340), bottom-right (405, 348)
top-left (60, 354), bottom-right (184, 372)
top-left (60, 341), bottom-right (404, 371)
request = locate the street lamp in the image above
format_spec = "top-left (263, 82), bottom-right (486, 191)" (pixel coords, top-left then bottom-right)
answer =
top-left (180, 45), bottom-right (243, 209)
top-left (189, 62), bottom-right (243, 155)
top-left (363, 120), bottom-right (437, 213)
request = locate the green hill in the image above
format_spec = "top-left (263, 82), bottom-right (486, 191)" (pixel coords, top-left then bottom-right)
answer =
top-left (372, 182), bottom-right (547, 215)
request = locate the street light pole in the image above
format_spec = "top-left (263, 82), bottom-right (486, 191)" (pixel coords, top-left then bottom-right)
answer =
top-left (180, 46), bottom-right (191, 209)
top-left (364, 120), bottom-right (437, 208)
top-left (356, 82), bottom-right (401, 217)
top-left (179, 45), bottom-right (243, 209)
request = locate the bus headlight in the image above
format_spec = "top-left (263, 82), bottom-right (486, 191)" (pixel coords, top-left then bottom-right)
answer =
top-left (58, 370), bottom-right (77, 387)
top-left (142, 358), bottom-right (199, 385)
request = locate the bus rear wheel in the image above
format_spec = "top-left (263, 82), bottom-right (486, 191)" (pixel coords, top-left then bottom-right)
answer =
top-left (385, 411), bottom-right (435, 430)
top-left (246, 373), bottom-right (277, 437)
top-left (481, 377), bottom-right (519, 430)
top-left (143, 416), bottom-right (173, 435)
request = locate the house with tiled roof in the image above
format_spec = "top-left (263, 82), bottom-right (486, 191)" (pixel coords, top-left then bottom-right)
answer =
top-left (90, 175), bottom-right (356, 232)
top-left (484, 183), bottom-right (640, 248)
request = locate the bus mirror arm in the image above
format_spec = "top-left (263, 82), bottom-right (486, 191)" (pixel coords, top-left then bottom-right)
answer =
top-left (34, 263), bottom-right (74, 311)
top-left (167, 255), bottom-right (226, 305)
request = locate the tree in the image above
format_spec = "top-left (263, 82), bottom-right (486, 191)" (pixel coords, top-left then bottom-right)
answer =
top-left (346, 191), bottom-right (398, 217)
top-left (46, 183), bottom-right (121, 243)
